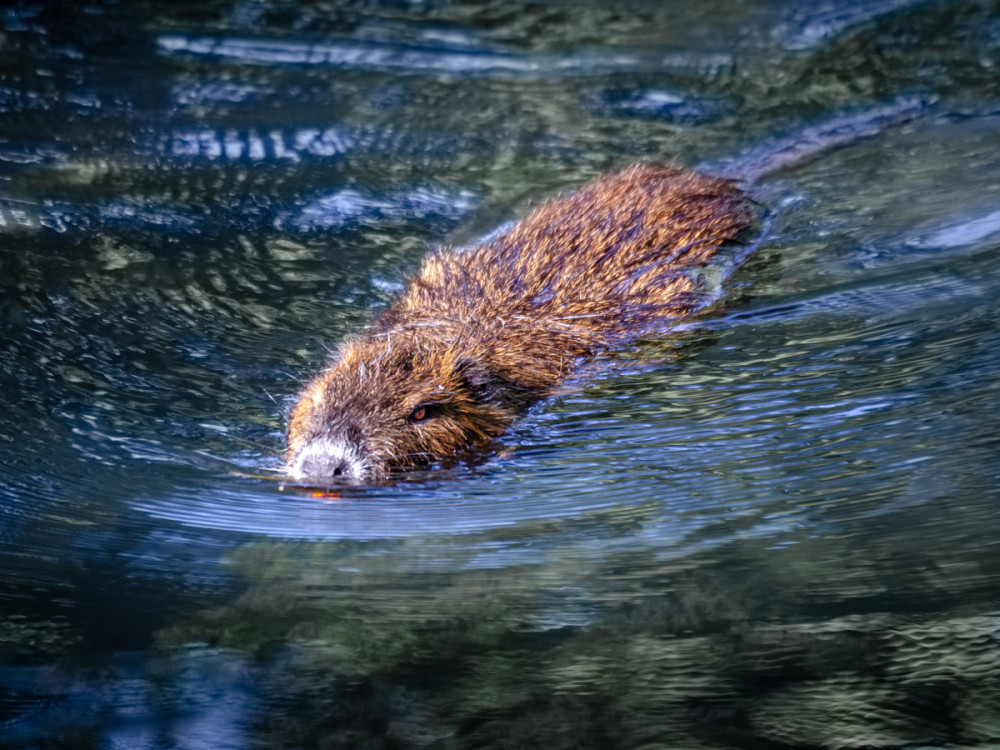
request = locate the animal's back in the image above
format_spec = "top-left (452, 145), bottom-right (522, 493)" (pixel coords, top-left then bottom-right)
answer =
top-left (386, 163), bottom-right (755, 340)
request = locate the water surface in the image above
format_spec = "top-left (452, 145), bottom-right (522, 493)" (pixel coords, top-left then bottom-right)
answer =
top-left (2, 1), bottom-right (1000, 748)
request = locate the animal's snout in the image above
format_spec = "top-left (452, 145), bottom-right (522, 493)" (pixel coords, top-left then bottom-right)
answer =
top-left (298, 452), bottom-right (348, 478)
top-left (287, 436), bottom-right (369, 483)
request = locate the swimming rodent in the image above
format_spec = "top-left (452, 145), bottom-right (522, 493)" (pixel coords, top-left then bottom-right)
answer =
top-left (285, 99), bottom-right (925, 484)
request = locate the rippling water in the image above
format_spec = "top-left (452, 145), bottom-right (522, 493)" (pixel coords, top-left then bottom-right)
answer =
top-left (2, 1), bottom-right (1000, 748)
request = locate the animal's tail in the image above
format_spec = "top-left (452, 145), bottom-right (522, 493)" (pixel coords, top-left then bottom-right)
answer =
top-left (703, 95), bottom-right (933, 184)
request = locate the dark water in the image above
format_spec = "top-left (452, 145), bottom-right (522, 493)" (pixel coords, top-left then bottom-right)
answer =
top-left (2, 1), bottom-right (1000, 748)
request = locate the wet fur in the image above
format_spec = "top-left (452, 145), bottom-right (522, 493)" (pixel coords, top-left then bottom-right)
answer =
top-left (287, 163), bottom-right (755, 482)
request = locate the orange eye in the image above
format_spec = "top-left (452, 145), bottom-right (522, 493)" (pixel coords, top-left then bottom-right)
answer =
top-left (410, 406), bottom-right (427, 421)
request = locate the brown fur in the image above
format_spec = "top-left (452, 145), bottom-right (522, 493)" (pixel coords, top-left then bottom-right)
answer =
top-left (286, 163), bottom-right (755, 482)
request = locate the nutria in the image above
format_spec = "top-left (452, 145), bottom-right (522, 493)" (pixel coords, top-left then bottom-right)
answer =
top-left (284, 100), bottom-right (927, 484)
top-left (286, 163), bottom-right (755, 482)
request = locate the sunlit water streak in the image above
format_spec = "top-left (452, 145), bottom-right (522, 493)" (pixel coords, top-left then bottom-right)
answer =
top-left (157, 34), bottom-right (736, 79)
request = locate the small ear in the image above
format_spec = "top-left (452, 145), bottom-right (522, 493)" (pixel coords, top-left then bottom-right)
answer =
top-left (453, 357), bottom-right (503, 404)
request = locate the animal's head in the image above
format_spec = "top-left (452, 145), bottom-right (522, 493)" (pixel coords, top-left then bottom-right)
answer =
top-left (285, 336), bottom-right (513, 484)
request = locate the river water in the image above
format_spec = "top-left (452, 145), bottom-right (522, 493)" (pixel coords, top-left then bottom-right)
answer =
top-left (2, 1), bottom-right (1000, 748)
